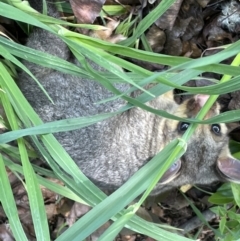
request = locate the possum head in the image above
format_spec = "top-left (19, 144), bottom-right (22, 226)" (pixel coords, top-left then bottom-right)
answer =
top-left (154, 94), bottom-right (240, 195)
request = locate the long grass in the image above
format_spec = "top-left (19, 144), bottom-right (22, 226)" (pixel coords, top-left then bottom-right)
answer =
top-left (0, 0), bottom-right (240, 240)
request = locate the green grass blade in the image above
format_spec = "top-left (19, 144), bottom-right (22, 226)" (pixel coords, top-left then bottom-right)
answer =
top-left (18, 139), bottom-right (50, 240)
top-left (0, 2), bottom-right (53, 31)
top-left (0, 37), bottom-right (89, 78)
top-left (120, 0), bottom-right (176, 46)
top-left (0, 62), bottom-right (50, 240)
top-left (0, 154), bottom-right (28, 241)
top-left (55, 140), bottom-right (191, 241)
top-left (3, 156), bottom-right (87, 204)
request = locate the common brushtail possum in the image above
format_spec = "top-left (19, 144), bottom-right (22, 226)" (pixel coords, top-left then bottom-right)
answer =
top-left (18, 0), bottom-right (240, 195)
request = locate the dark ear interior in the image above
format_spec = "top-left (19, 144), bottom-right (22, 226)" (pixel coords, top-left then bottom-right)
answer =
top-left (229, 126), bottom-right (240, 142)
top-left (173, 80), bottom-right (196, 104)
top-left (173, 89), bottom-right (186, 104)
top-left (173, 79), bottom-right (214, 104)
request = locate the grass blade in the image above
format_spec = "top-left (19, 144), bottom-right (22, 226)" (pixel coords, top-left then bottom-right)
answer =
top-left (0, 154), bottom-right (28, 241)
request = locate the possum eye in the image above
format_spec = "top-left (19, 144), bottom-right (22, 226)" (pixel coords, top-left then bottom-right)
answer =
top-left (178, 122), bottom-right (190, 133)
top-left (211, 124), bottom-right (221, 135)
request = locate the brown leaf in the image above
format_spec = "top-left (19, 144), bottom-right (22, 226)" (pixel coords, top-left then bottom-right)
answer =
top-left (196, 0), bottom-right (211, 8)
top-left (163, 34), bottom-right (182, 56)
top-left (155, 0), bottom-right (183, 30)
top-left (146, 24), bottom-right (166, 53)
top-left (90, 20), bottom-right (126, 43)
top-left (70, 0), bottom-right (106, 24)
top-left (66, 202), bottom-right (91, 226)
top-left (182, 41), bottom-right (202, 58)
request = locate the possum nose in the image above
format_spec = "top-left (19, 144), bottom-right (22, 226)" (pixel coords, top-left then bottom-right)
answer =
top-left (217, 158), bottom-right (240, 182)
top-left (159, 160), bottom-right (181, 184)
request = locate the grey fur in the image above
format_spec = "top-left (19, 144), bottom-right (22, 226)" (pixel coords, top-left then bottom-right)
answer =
top-left (18, 0), bottom-right (237, 195)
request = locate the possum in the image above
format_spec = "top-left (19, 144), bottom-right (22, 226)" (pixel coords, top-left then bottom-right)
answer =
top-left (18, 0), bottom-right (240, 196)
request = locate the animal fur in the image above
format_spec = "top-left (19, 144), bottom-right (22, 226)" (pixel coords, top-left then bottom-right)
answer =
top-left (18, 0), bottom-right (240, 195)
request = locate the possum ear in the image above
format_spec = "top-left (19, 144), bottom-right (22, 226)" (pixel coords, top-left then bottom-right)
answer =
top-left (229, 125), bottom-right (240, 142)
top-left (217, 157), bottom-right (240, 183)
top-left (194, 94), bottom-right (210, 107)
top-left (159, 160), bottom-right (181, 184)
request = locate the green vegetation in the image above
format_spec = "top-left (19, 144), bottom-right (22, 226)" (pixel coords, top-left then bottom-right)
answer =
top-left (0, 0), bottom-right (240, 240)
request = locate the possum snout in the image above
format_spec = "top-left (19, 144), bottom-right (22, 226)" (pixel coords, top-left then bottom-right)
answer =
top-left (216, 146), bottom-right (240, 183)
